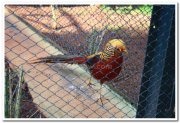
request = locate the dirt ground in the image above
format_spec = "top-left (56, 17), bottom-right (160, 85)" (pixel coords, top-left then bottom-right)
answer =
top-left (5, 5), bottom-right (151, 108)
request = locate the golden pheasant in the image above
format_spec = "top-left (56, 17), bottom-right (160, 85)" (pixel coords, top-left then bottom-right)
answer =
top-left (31, 39), bottom-right (128, 104)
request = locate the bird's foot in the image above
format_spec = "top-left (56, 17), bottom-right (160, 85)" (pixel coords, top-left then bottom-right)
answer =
top-left (87, 82), bottom-right (95, 88)
top-left (96, 97), bottom-right (109, 106)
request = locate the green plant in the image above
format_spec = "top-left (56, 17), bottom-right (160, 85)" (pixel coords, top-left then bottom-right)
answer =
top-left (87, 26), bottom-right (108, 55)
top-left (101, 5), bottom-right (153, 16)
top-left (5, 63), bottom-right (25, 118)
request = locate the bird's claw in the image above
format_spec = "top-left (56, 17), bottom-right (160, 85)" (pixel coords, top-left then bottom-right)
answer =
top-left (87, 82), bottom-right (95, 88)
top-left (96, 97), bottom-right (109, 106)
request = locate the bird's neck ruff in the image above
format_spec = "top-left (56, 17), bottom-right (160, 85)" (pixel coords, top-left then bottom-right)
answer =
top-left (100, 39), bottom-right (126, 60)
top-left (100, 43), bottom-right (116, 60)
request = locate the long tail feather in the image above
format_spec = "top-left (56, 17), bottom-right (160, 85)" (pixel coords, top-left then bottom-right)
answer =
top-left (30, 54), bottom-right (87, 64)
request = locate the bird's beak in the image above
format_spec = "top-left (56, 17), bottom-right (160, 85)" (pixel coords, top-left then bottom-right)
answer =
top-left (124, 49), bottom-right (128, 55)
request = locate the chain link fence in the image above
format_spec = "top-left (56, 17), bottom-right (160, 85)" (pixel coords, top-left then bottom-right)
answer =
top-left (5, 4), bottom-right (175, 118)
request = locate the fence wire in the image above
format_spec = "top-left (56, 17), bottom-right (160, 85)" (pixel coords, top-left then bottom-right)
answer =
top-left (4, 5), bottom-right (175, 118)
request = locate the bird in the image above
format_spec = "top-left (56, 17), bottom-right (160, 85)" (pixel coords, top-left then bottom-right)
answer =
top-left (31, 39), bottom-right (128, 104)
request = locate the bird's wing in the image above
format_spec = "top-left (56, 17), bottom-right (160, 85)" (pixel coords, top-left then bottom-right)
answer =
top-left (86, 52), bottom-right (102, 66)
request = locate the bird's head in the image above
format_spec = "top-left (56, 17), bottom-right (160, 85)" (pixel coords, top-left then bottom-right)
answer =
top-left (106, 39), bottom-right (128, 55)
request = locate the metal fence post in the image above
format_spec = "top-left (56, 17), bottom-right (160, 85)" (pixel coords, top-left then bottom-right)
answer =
top-left (136, 5), bottom-right (175, 118)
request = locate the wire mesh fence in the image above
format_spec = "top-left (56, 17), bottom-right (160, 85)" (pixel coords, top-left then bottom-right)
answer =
top-left (136, 5), bottom-right (175, 118)
top-left (5, 4), bottom-right (175, 118)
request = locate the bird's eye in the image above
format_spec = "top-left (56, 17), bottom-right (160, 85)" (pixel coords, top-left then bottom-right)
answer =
top-left (115, 47), bottom-right (121, 51)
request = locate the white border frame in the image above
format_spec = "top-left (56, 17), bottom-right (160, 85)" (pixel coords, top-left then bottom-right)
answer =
top-left (1, 0), bottom-right (178, 122)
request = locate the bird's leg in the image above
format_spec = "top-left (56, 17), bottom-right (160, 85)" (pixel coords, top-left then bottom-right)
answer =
top-left (87, 76), bottom-right (95, 88)
top-left (99, 84), bottom-right (103, 105)
top-left (97, 84), bottom-right (109, 105)
top-left (95, 84), bottom-right (103, 105)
